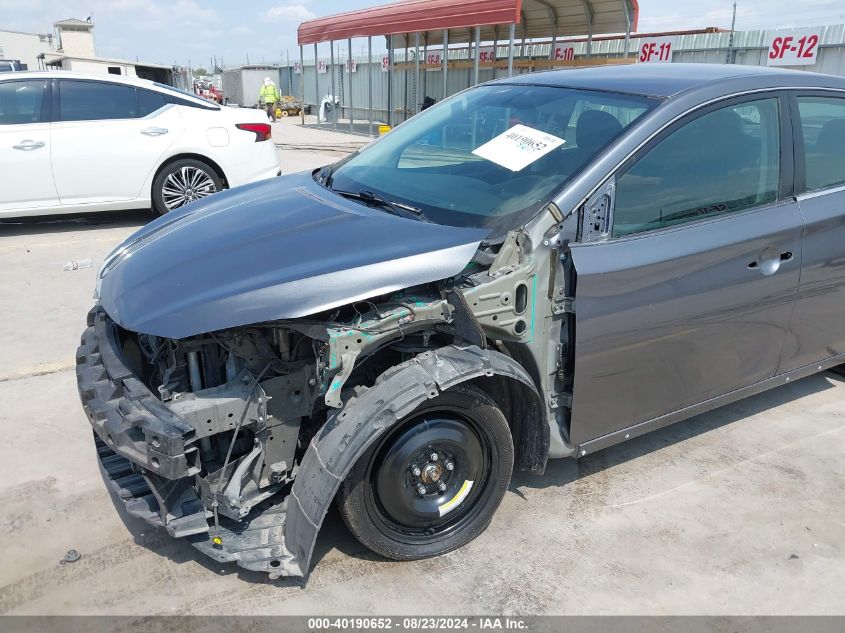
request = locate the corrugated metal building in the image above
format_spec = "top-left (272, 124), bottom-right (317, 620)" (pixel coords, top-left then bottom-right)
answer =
top-left (280, 24), bottom-right (845, 133)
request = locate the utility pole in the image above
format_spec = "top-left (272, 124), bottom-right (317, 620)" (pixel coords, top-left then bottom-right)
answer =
top-left (726, 2), bottom-right (737, 64)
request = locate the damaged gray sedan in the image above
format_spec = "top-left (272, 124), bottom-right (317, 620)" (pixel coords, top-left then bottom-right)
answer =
top-left (77, 63), bottom-right (845, 578)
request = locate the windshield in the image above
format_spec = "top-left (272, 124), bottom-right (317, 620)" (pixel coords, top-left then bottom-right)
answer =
top-left (325, 84), bottom-right (658, 235)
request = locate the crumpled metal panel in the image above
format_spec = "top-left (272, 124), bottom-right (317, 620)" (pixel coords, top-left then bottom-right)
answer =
top-left (97, 172), bottom-right (488, 339)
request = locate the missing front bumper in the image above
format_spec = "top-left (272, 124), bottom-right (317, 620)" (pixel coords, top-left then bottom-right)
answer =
top-left (77, 306), bottom-right (302, 577)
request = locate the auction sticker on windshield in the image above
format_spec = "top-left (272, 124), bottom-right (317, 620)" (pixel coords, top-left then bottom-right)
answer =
top-left (472, 124), bottom-right (565, 172)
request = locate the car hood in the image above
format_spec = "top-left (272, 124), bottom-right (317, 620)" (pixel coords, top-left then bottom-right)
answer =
top-left (98, 172), bottom-right (489, 339)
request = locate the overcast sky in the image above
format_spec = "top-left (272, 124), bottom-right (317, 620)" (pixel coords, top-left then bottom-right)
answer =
top-left (2, 0), bottom-right (844, 68)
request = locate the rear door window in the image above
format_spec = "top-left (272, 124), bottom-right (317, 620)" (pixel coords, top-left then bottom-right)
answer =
top-left (58, 80), bottom-right (138, 121)
top-left (0, 80), bottom-right (46, 124)
top-left (612, 98), bottom-right (781, 237)
top-left (797, 96), bottom-right (845, 191)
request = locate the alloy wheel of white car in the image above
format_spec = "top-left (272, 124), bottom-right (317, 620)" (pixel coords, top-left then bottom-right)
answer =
top-left (152, 159), bottom-right (222, 215)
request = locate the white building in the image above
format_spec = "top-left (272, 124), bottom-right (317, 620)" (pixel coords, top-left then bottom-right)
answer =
top-left (53, 17), bottom-right (96, 56)
top-left (0, 28), bottom-right (56, 69)
top-left (1, 17), bottom-right (174, 84)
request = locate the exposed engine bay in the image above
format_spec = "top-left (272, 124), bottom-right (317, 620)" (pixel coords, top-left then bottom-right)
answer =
top-left (117, 286), bottom-right (458, 525)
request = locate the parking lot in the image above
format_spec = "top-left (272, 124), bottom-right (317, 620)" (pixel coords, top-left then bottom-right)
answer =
top-left (1, 117), bottom-right (844, 616)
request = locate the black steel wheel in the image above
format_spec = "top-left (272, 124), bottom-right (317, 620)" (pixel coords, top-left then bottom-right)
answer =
top-left (337, 384), bottom-right (513, 560)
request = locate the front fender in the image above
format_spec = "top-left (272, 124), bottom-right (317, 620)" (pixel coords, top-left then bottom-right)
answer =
top-left (279, 344), bottom-right (546, 579)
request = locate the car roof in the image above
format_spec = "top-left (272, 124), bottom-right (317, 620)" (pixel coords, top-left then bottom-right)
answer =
top-left (496, 62), bottom-right (845, 98)
top-left (0, 70), bottom-right (213, 106)
top-left (2, 70), bottom-right (159, 88)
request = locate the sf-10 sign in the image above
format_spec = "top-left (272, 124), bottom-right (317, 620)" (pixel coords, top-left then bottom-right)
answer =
top-left (638, 36), bottom-right (674, 63)
top-left (554, 46), bottom-right (575, 61)
top-left (767, 29), bottom-right (820, 66)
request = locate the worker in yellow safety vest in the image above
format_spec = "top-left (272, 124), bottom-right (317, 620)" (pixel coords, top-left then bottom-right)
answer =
top-left (258, 77), bottom-right (281, 121)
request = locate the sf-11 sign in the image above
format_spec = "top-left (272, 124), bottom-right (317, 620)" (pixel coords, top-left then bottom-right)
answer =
top-left (638, 36), bottom-right (674, 63)
top-left (767, 29), bottom-right (820, 66)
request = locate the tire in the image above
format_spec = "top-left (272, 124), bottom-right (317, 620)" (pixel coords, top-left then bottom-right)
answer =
top-left (280, 110), bottom-right (289, 117)
top-left (152, 158), bottom-right (222, 215)
top-left (336, 383), bottom-right (514, 561)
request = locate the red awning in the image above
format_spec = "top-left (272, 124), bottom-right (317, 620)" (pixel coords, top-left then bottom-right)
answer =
top-left (297, 0), bottom-right (523, 46)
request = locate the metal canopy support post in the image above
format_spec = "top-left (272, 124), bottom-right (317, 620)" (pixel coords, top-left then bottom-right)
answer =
top-left (584, 1), bottom-right (594, 57)
top-left (622, 0), bottom-right (632, 59)
top-left (367, 36), bottom-right (373, 137)
top-left (299, 45), bottom-right (305, 125)
top-left (414, 32), bottom-right (421, 114)
top-left (507, 23), bottom-right (515, 77)
top-left (536, 0), bottom-right (557, 63)
top-left (472, 26), bottom-right (481, 85)
top-left (347, 38), bottom-right (354, 133)
top-left (466, 28), bottom-right (473, 88)
top-left (314, 43), bottom-right (320, 127)
top-left (520, 11), bottom-right (527, 67)
top-left (492, 28), bottom-right (498, 80)
top-left (329, 40), bottom-right (337, 130)
top-left (403, 32), bottom-right (410, 122)
top-left (387, 35), bottom-right (394, 127)
top-left (442, 29), bottom-right (448, 100)
top-left (422, 34), bottom-right (428, 100)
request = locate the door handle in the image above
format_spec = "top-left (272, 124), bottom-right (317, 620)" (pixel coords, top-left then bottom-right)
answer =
top-left (747, 249), bottom-right (793, 276)
top-left (141, 127), bottom-right (168, 136)
top-left (13, 140), bottom-right (45, 151)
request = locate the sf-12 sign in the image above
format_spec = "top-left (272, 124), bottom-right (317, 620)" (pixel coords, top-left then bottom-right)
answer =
top-left (637, 36), bottom-right (674, 63)
top-left (767, 29), bottom-right (820, 66)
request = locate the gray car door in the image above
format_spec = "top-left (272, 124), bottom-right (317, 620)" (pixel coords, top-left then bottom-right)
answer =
top-left (567, 94), bottom-right (803, 446)
top-left (777, 92), bottom-right (845, 373)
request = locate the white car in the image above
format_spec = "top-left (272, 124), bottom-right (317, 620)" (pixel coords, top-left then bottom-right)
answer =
top-left (0, 71), bottom-right (281, 218)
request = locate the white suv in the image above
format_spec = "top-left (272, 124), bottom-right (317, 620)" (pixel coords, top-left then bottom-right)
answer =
top-left (0, 71), bottom-right (282, 218)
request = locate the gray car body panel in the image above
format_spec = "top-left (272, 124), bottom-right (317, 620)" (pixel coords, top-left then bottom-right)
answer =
top-left (80, 65), bottom-right (845, 580)
top-left (97, 172), bottom-right (489, 339)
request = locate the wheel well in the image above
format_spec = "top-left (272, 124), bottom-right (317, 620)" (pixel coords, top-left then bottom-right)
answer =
top-left (342, 343), bottom-right (549, 475)
top-left (152, 153), bottom-right (229, 192)
top-left (465, 375), bottom-right (547, 475)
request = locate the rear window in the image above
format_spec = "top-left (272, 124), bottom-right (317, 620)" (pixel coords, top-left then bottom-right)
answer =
top-left (153, 81), bottom-right (220, 110)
